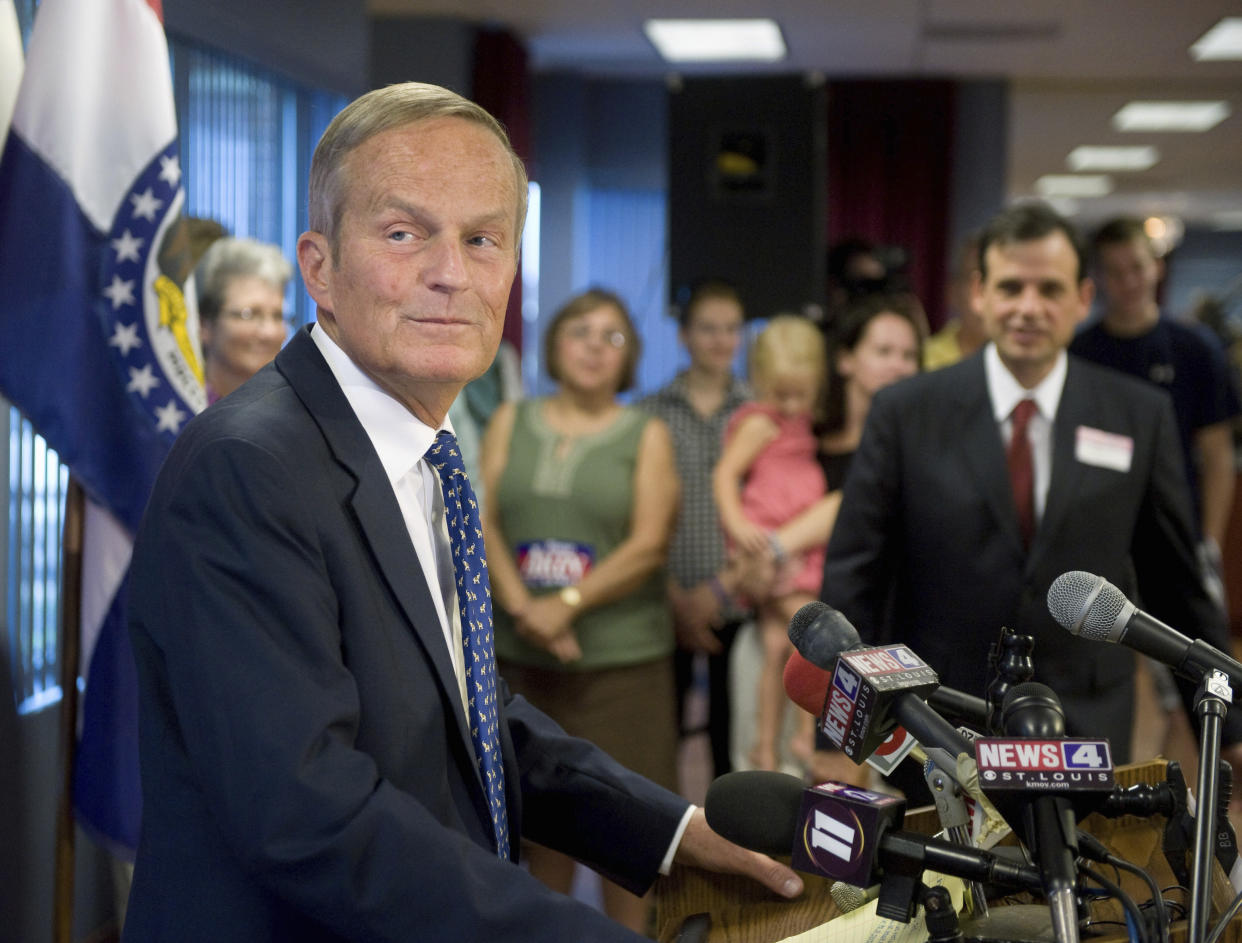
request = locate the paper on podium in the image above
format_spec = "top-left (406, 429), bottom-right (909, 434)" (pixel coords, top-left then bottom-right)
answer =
top-left (776, 874), bottom-right (965, 943)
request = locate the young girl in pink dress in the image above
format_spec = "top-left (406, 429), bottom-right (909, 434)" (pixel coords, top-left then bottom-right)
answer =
top-left (713, 315), bottom-right (827, 771)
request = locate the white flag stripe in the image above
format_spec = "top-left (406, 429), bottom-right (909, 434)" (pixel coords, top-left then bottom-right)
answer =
top-left (12, 0), bottom-right (176, 233)
top-left (80, 500), bottom-right (134, 693)
top-left (0, 0), bottom-right (22, 143)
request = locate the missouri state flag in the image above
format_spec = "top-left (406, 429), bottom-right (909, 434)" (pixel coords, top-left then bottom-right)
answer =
top-left (0, 0), bottom-right (205, 857)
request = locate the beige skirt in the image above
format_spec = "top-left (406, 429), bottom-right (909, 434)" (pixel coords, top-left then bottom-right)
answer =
top-left (499, 656), bottom-right (679, 793)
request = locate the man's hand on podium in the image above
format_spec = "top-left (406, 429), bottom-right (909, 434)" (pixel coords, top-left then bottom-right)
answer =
top-left (674, 808), bottom-right (805, 899)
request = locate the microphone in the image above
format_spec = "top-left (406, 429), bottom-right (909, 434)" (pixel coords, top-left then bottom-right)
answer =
top-left (782, 650), bottom-right (834, 722)
top-left (703, 770), bottom-right (801, 855)
top-left (784, 650), bottom-right (988, 732)
top-left (787, 601), bottom-right (860, 670)
top-left (927, 686), bottom-right (991, 732)
top-left (785, 603), bottom-right (974, 763)
top-left (1047, 570), bottom-right (1242, 688)
top-left (998, 683), bottom-right (1083, 943)
top-left (829, 881), bottom-right (880, 913)
top-left (704, 770), bottom-right (1043, 922)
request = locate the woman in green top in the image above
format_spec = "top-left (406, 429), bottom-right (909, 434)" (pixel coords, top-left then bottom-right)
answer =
top-left (481, 289), bottom-right (679, 934)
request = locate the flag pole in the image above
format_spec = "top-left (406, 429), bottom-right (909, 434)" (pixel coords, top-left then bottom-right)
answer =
top-left (54, 477), bottom-right (85, 943)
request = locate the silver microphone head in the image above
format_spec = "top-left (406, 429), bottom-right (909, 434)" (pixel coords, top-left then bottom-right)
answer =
top-left (830, 881), bottom-right (877, 913)
top-left (1046, 571), bottom-right (1132, 642)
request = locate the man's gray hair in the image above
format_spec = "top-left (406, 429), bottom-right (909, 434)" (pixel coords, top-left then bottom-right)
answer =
top-left (308, 82), bottom-right (529, 254)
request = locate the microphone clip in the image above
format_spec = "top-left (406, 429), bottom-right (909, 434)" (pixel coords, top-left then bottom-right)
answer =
top-left (986, 627), bottom-right (1034, 735)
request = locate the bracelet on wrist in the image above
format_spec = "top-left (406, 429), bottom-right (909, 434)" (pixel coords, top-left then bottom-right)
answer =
top-left (707, 574), bottom-right (732, 608)
top-left (768, 533), bottom-right (788, 565)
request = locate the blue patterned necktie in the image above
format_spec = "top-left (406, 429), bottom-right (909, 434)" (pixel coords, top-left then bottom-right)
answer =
top-left (424, 430), bottom-right (509, 858)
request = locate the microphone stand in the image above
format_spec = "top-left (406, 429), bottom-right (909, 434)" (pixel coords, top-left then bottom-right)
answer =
top-left (923, 885), bottom-right (964, 942)
top-left (986, 627), bottom-right (1034, 734)
top-left (1189, 669), bottom-right (1232, 943)
top-left (924, 761), bottom-right (988, 918)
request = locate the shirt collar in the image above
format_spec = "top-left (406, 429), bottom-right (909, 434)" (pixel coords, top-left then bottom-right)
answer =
top-left (984, 342), bottom-right (1068, 423)
top-left (668, 371), bottom-right (750, 408)
top-left (310, 323), bottom-right (450, 486)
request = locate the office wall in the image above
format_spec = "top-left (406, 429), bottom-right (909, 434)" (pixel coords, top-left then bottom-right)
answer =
top-left (166, 0), bottom-right (368, 95)
top-left (948, 81), bottom-right (1009, 263)
top-left (531, 74), bottom-right (672, 395)
top-left (369, 16), bottom-right (475, 95)
top-left (1166, 228), bottom-right (1242, 322)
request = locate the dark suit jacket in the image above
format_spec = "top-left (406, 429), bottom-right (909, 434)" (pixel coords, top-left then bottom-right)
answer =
top-left (124, 328), bottom-right (688, 942)
top-left (822, 352), bottom-right (1236, 757)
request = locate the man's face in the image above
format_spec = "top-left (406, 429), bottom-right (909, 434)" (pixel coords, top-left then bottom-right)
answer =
top-left (973, 232), bottom-right (1093, 387)
top-left (299, 116), bottom-right (519, 424)
top-left (680, 297), bottom-right (744, 375)
top-left (1096, 236), bottom-right (1161, 321)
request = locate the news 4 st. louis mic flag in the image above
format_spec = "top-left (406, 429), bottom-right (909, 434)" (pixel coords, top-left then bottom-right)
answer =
top-left (0, 0), bottom-right (205, 857)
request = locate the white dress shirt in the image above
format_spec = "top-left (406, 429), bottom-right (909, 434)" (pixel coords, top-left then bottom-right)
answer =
top-left (310, 325), bottom-right (470, 717)
top-left (984, 343), bottom-right (1068, 527)
top-left (309, 324), bottom-right (695, 872)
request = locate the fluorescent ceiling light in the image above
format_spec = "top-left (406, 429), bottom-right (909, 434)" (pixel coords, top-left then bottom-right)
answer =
top-left (1035, 174), bottom-right (1113, 198)
top-left (1112, 101), bottom-right (1231, 132)
top-left (1191, 17), bottom-right (1242, 60)
top-left (1066, 146), bottom-right (1159, 172)
top-left (1211, 210), bottom-right (1242, 231)
top-left (1044, 196), bottom-right (1080, 218)
top-left (644, 19), bottom-right (786, 62)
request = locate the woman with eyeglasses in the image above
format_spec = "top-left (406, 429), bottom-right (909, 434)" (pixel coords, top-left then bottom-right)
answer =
top-left (481, 288), bottom-right (680, 934)
top-left (194, 237), bottom-right (293, 403)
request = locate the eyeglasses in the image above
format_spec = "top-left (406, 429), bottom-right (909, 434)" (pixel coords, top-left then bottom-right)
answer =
top-left (687, 322), bottom-right (742, 338)
top-left (220, 307), bottom-right (291, 326)
top-left (564, 324), bottom-right (627, 348)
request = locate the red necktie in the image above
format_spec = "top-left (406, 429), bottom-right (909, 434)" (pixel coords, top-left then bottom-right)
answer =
top-left (1007, 399), bottom-right (1038, 548)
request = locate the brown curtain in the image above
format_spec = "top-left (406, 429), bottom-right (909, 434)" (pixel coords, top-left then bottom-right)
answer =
top-left (826, 80), bottom-right (956, 330)
top-left (472, 28), bottom-right (531, 353)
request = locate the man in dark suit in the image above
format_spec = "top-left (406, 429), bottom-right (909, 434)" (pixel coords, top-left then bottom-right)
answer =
top-left (821, 202), bottom-right (1242, 765)
top-left (124, 83), bottom-right (800, 942)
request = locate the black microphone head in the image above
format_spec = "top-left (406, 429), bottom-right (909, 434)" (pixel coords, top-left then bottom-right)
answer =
top-left (1047, 571), bottom-right (1128, 642)
top-left (1002, 681), bottom-right (1066, 738)
top-left (787, 602), bottom-right (861, 669)
top-left (788, 601), bottom-right (833, 646)
top-left (704, 770), bottom-right (804, 855)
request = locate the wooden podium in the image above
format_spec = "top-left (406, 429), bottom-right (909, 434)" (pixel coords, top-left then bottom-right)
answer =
top-left (655, 761), bottom-right (1242, 942)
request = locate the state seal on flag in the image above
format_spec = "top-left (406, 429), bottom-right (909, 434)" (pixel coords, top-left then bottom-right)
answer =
top-left (101, 140), bottom-right (207, 440)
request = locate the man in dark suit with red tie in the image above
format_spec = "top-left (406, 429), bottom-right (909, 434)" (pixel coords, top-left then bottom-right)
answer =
top-left (124, 82), bottom-right (800, 942)
top-left (821, 202), bottom-right (1242, 771)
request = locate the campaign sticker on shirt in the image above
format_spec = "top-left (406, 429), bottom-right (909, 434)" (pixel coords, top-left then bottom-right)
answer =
top-left (516, 540), bottom-right (595, 587)
top-left (1075, 426), bottom-right (1133, 473)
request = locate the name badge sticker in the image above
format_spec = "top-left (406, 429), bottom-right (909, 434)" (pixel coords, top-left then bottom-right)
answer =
top-left (1075, 426), bottom-right (1133, 473)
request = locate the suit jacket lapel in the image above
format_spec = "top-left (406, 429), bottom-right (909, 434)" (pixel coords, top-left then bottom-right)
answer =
top-left (274, 329), bottom-right (479, 774)
top-left (955, 356), bottom-right (1026, 553)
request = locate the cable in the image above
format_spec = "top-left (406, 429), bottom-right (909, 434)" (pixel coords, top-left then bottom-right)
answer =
top-left (1082, 863), bottom-right (1149, 943)
top-left (1078, 830), bottom-right (1170, 942)
top-left (1203, 885), bottom-right (1242, 943)
top-left (1107, 855), bottom-right (1170, 943)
